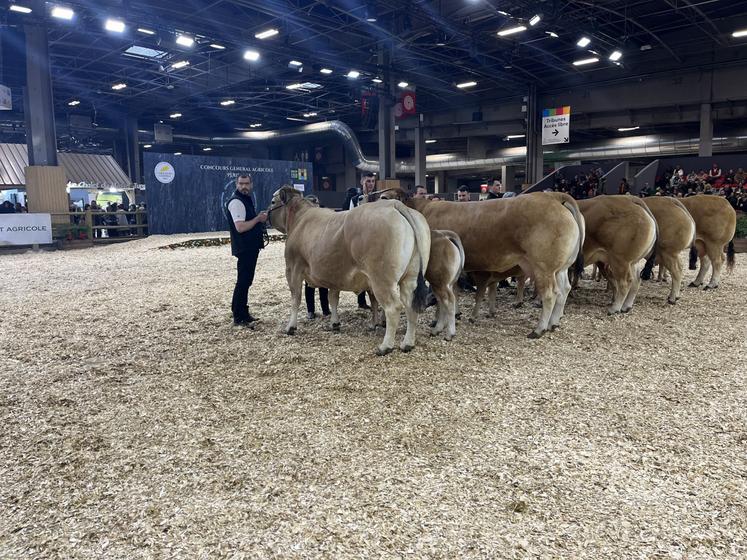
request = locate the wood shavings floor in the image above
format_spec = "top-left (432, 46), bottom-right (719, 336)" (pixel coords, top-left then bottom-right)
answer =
top-left (1, 234), bottom-right (745, 559)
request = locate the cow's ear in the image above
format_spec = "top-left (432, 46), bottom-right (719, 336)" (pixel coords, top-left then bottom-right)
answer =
top-left (279, 188), bottom-right (290, 204)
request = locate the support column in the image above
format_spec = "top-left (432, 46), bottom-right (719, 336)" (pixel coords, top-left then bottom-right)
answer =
top-left (414, 114), bottom-right (426, 186)
top-left (378, 46), bottom-right (395, 179)
top-left (434, 171), bottom-right (446, 194)
top-left (699, 103), bottom-right (713, 157)
top-left (525, 84), bottom-right (543, 185)
top-left (24, 2), bottom-right (57, 166)
top-left (501, 165), bottom-right (516, 193)
top-left (124, 116), bottom-right (142, 184)
top-left (344, 146), bottom-right (357, 188)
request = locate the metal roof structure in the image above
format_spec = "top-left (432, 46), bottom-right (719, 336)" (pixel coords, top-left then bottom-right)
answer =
top-left (0, 143), bottom-right (133, 189)
top-left (2, 1), bottom-right (747, 139)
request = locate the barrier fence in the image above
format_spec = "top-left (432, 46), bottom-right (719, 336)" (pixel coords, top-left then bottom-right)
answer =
top-left (49, 210), bottom-right (149, 244)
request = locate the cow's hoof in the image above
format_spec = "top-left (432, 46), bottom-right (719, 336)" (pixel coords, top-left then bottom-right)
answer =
top-left (400, 344), bottom-right (415, 353)
top-left (550, 324), bottom-right (559, 332)
top-left (527, 330), bottom-right (544, 339)
top-left (704, 284), bottom-right (717, 291)
top-left (512, 301), bottom-right (523, 309)
top-left (468, 317), bottom-right (476, 324)
top-left (607, 309), bottom-right (620, 316)
top-left (688, 282), bottom-right (700, 288)
top-left (375, 346), bottom-right (393, 356)
top-left (455, 312), bottom-right (462, 320)
top-left (286, 326), bottom-right (297, 335)
top-left (621, 306), bottom-right (633, 314)
top-left (332, 322), bottom-right (341, 332)
top-left (429, 319), bottom-right (438, 328)
top-left (443, 334), bottom-right (453, 341)
top-left (667, 298), bottom-right (677, 305)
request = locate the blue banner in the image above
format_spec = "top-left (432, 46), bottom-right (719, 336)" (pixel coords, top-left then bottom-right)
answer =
top-left (144, 153), bottom-right (313, 234)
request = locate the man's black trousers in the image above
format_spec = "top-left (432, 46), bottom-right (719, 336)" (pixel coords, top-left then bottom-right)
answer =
top-left (232, 249), bottom-right (260, 320)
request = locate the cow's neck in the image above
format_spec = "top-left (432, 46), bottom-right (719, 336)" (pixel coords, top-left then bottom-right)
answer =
top-left (285, 200), bottom-right (309, 234)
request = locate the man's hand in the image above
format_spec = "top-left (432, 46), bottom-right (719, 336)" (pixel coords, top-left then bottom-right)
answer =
top-left (256, 211), bottom-right (268, 223)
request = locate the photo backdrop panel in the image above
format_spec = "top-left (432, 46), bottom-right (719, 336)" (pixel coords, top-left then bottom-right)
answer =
top-left (144, 153), bottom-right (313, 234)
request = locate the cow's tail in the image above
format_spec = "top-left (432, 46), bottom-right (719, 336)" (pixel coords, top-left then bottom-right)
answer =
top-left (727, 239), bottom-right (736, 272)
top-left (669, 197), bottom-right (699, 271)
top-left (562, 200), bottom-right (585, 278)
top-left (394, 203), bottom-right (429, 313)
top-left (634, 198), bottom-right (659, 280)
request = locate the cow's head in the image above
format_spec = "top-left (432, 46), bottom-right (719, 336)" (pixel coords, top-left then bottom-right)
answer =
top-left (268, 186), bottom-right (304, 233)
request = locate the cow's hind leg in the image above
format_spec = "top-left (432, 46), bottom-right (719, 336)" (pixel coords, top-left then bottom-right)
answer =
top-left (689, 241), bottom-right (709, 287)
top-left (608, 260), bottom-right (632, 314)
top-left (549, 269), bottom-right (571, 330)
top-left (513, 275), bottom-right (526, 308)
top-left (621, 263), bottom-right (642, 313)
top-left (528, 271), bottom-right (557, 339)
top-left (398, 278), bottom-right (421, 352)
top-left (486, 281), bottom-right (498, 317)
top-left (660, 253), bottom-right (682, 304)
top-left (285, 267), bottom-right (304, 335)
top-left (470, 277), bottom-right (489, 322)
top-left (328, 290), bottom-right (341, 331)
top-left (705, 244), bottom-right (725, 290)
top-left (370, 284), bottom-right (401, 355)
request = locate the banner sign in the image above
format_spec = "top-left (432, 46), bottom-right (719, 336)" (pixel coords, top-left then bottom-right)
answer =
top-left (143, 153), bottom-right (313, 234)
top-left (0, 213), bottom-right (52, 245)
top-left (542, 105), bottom-right (570, 145)
top-left (0, 85), bottom-right (11, 111)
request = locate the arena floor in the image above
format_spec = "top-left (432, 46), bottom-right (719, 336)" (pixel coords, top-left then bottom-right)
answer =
top-left (1, 235), bottom-right (746, 559)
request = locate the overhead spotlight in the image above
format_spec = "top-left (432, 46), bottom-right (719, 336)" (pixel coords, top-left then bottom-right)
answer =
top-left (640, 44), bottom-right (652, 51)
top-left (398, 81), bottom-right (409, 88)
top-left (220, 99), bottom-right (235, 106)
top-left (505, 134), bottom-right (525, 139)
top-left (176, 34), bottom-right (194, 47)
top-left (171, 60), bottom-right (190, 69)
top-left (51, 6), bottom-right (74, 20)
top-left (347, 70), bottom-right (360, 79)
top-left (105, 19), bottom-right (125, 33)
top-left (529, 15), bottom-right (541, 26)
top-left (497, 10), bottom-right (510, 16)
top-left (576, 36), bottom-right (591, 47)
top-left (302, 112), bottom-right (318, 117)
top-left (618, 126), bottom-right (640, 132)
top-left (572, 57), bottom-right (599, 66)
top-left (289, 60), bottom-right (303, 67)
top-left (498, 25), bottom-right (527, 37)
top-left (545, 31), bottom-right (559, 38)
top-left (372, 77), bottom-right (383, 84)
top-left (255, 28), bottom-right (279, 39)
top-left (68, 100), bottom-right (80, 106)
top-left (143, 144), bottom-right (152, 148)
top-left (137, 28), bottom-right (155, 35)
top-left (286, 83), bottom-right (302, 90)
top-left (9, 4), bottom-right (32, 13)
top-left (243, 49), bottom-right (260, 61)
top-left (174, 152), bottom-right (182, 155)
top-left (320, 68), bottom-right (333, 74)
top-left (456, 81), bottom-right (477, 89)
top-left (425, 139), bottom-right (437, 144)
top-left (210, 43), bottom-right (225, 49)
top-left (111, 82), bottom-right (127, 90)
top-left (249, 123), bottom-right (262, 128)
top-left (732, 29), bottom-right (747, 38)
top-left (169, 112), bottom-right (182, 118)
top-left (203, 147), bottom-right (212, 151)
top-left (436, 31), bottom-right (448, 46)
top-left (365, 2), bottom-right (377, 22)
top-left (609, 50), bottom-right (623, 61)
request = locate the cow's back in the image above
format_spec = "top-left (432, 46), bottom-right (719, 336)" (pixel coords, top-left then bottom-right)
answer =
top-left (578, 196), bottom-right (655, 260)
top-left (680, 194), bottom-right (737, 245)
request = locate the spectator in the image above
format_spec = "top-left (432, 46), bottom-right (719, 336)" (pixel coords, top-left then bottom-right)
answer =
top-left (457, 185), bottom-right (470, 202)
top-left (486, 178), bottom-right (502, 199)
top-left (618, 178), bottom-right (630, 195)
top-left (0, 200), bottom-right (15, 213)
top-left (708, 162), bottom-right (722, 184)
top-left (413, 185), bottom-right (428, 198)
top-left (14, 202), bottom-right (26, 213)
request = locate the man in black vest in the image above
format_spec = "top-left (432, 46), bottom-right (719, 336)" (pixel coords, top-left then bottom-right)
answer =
top-left (225, 175), bottom-right (268, 326)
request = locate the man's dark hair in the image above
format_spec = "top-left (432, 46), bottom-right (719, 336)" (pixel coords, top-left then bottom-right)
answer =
top-left (415, 185), bottom-right (426, 191)
top-left (458, 186), bottom-right (469, 193)
top-left (237, 174), bottom-right (252, 182)
top-left (491, 177), bottom-right (501, 184)
top-left (362, 172), bottom-right (375, 179)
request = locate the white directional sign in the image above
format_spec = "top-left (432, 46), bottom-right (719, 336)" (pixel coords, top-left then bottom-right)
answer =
top-left (542, 105), bottom-right (571, 145)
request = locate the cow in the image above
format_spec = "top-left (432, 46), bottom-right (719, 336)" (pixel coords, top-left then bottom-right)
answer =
top-left (575, 195), bottom-right (658, 314)
top-left (426, 230), bottom-right (465, 340)
top-left (380, 188), bottom-right (585, 338)
top-left (268, 186), bottom-right (431, 355)
top-left (679, 194), bottom-right (737, 290)
top-left (640, 196), bottom-right (697, 304)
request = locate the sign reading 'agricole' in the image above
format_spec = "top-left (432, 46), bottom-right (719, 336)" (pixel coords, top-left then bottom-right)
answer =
top-left (0, 214), bottom-right (53, 245)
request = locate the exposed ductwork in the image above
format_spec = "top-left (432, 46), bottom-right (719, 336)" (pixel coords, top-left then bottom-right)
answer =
top-left (157, 120), bottom-right (747, 172)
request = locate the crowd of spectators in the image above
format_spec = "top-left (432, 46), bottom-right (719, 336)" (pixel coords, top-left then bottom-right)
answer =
top-left (68, 201), bottom-right (148, 237)
top-left (548, 168), bottom-right (604, 199)
top-left (0, 200), bottom-right (28, 213)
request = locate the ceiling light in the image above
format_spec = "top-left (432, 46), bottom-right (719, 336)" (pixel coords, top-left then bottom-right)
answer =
top-left (170, 112), bottom-right (182, 118)
top-left (498, 25), bottom-right (527, 37)
top-left (640, 44), bottom-right (652, 51)
top-left (203, 147), bottom-right (212, 151)
top-left (143, 144), bottom-right (152, 148)
top-left (137, 27), bottom-right (155, 35)
top-left (286, 117), bottom-right (306, 122)
top-left (347, 70), bottom-right (360, 79)
top-left (609, 50), bottom-right (622, 61)
top-left (174, 152), bottom-right (182, 155)
top-left (456, 81), bottom-right (477, 89)
top-left (68, 100), bottom-right (80, 106)
top-left (289, 60), bottom-right (303, 66)
top-left (545, 31), bottom-right (559, 38)
top-left (243, 49), bottom-right (260, 61)
top-left (365, 2), bottom-right (377, 22)
top-left (320, 68), bottom-right (333, 75)
top-left (731, 29), bottom-right (747, 38)
top-left (529, 15), bottom-right (541, 26)
top-left (220, 99), bottom-right (235, 106)
top-left (286, 83), bottom-right (302, 90)
top-left (398, 81), bottom-right (409, 88)
top-left (425, 139), bottom-right (437, 144)
top-left (255, 28), bottom-right (279, 40)
top-left (372, 77), bottom-right (383, 84)
top-left (249, 123), bottom-right (262, 128)
top-left (209, 43), bottom-right (225, 49)
top-left (9, 5), bottom-right (32, 13)
top-left (171, 60), bottom-right (190, 69)
top-left (618, 126), bottom-right (640, 132)
top-left (572, 57), bottom-right (599, 66)
top-left (105, 19), bottom-right (125, 33)
top-left (303, 112), bottom-right (318, 117)
top-left (176, 35), bottom-right (194, 47)
top-left (51, 6), bottom-right (74, 20)
top-left (111, 82), bottom-right (127, 90)
top-left (576, 36), bottom-right (591, 47)
top-left (505, 134), bottom-right (525, 139)
top-left (497, 10), bottom-right (510, 16)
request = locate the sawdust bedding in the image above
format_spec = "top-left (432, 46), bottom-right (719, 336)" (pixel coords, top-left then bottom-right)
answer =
top-left (1, 234), bottom-right (745, 559)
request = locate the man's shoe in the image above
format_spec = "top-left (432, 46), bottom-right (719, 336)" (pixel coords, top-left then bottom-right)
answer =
top-left (246, 314), bottom-right (259, 323)
top-left (233, 318), bottom-right (255, 328)
top-left (307, 311), bottom-right (317, 320)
